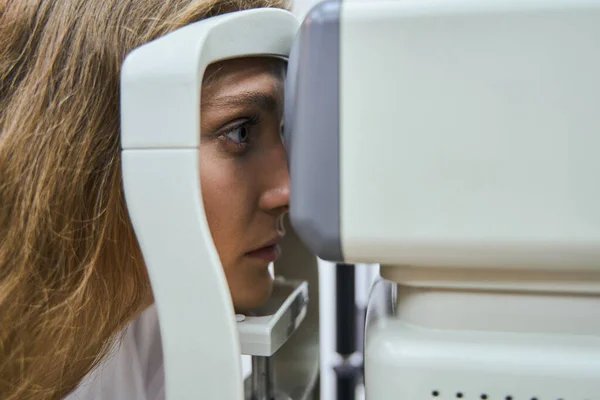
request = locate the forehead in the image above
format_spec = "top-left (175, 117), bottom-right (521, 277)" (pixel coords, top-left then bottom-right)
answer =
top-left (202, 57), bottom-right (286, 91)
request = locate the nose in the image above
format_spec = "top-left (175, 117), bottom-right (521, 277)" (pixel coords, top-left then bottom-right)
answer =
top-left (258, 142), bottom-right (290, 215)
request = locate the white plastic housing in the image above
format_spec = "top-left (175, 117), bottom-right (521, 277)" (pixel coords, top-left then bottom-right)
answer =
top-left (364, 281), bottom-right (600, 400)
top-left (120, 9), bottom-right (298, 400)
top-left (366, 319), bottom-right (600, 400)
top-left (339, 0), bottom-right (600, 271)
top-left (348, 2), bottom-right (600, 399)
top-left (237, 279), bottom-right (308, 357)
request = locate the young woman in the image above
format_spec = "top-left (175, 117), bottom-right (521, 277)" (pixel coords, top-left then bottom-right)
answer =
top-left (0, 0), bottom-right (290, 398)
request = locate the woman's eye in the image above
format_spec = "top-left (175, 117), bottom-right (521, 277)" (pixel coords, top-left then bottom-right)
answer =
top-left (225, 125), bottom-right (249, 144)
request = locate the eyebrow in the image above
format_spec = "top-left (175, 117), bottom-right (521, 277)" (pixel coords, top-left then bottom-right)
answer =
top-left (202, 91), bottom-right (280, 114)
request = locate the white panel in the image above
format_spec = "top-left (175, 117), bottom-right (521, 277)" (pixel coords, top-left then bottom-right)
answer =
top-left (122, 149), bottom-right (242, 399)
top-left (366, 318), bottom-right (600, 400)
top-left (393, 285), bottom-right (600, 335)
top-left (339, 0), bottom-right (600, 269)
top-left (120, 10), bottom-right (299, 400)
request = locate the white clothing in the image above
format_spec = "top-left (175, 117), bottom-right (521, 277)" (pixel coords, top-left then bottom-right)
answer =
top-left (65, 305), bottom-right (251, 400)
top-left (65, 306), bottom-right (165, 400)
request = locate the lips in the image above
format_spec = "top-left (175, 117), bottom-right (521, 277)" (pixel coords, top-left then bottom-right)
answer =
top-left (245, 236), bottom-right (284, 262)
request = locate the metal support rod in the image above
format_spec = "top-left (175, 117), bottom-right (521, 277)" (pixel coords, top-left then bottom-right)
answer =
top-left (251, 356), bottom-right (275, 400)
top-left (335, 263), bottom-right (356, 355)
top-left (334, 363), bottom-right (359, 400)
top-left (334, 263), bottom-right (358, 400)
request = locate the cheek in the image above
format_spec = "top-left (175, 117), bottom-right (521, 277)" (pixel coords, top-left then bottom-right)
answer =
top-left (198, 152), bottom-right (272, 311)
top-left (199, 156), bottom-right (249, 258)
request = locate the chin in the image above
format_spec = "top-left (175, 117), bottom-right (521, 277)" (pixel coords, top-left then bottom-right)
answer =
top-left (232, 273), bottom-right (274, 313)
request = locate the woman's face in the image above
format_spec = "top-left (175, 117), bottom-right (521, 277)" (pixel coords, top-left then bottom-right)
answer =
top-left (199, 57), bottom-right (289, 312)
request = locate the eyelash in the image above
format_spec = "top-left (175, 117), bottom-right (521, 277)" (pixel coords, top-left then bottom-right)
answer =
top-left (219, 116), bottom-right (260, 152)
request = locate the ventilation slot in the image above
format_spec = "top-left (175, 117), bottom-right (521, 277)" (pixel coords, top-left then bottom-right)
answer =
top-left (430, 390), bottom-right (593, 400)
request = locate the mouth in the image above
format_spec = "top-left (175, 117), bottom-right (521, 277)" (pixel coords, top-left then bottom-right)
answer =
top-left (245, 236), bottom-right (283, 263)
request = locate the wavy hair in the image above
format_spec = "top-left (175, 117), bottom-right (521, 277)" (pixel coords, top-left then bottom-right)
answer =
top-left (0, 0), bottom-right (288, 398)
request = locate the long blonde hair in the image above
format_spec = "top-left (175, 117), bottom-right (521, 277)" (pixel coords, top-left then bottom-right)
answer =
top-left (0, 0), bottom-right (288, 398)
